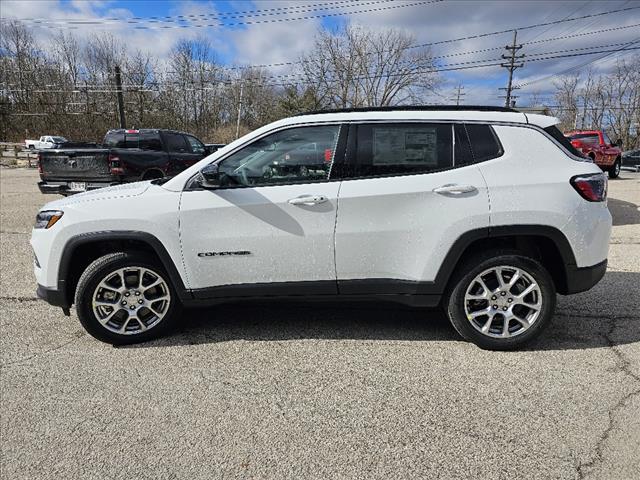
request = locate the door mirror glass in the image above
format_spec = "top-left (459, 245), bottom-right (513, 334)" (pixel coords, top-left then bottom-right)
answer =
top-left (200, 164), bottom-right (221, 188)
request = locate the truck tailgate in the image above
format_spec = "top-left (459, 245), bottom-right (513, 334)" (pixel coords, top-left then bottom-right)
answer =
top-left (40, 149), bottom-right (111, 179)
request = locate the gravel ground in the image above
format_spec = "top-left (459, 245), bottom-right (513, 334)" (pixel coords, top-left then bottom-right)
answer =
top-left (1, 168), bottom-right (638, 479)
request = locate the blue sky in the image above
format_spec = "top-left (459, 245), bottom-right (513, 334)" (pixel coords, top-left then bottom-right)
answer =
top-left (3, 0), bottom-right (640, 105)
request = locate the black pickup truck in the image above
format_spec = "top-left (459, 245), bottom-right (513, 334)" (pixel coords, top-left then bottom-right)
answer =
top-left (38, 129), bottom-right (221, 195)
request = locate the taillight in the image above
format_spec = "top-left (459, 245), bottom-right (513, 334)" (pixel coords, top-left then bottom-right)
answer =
top-left (37, 153), bottom-right (43, 174)
top-left (108, 153), bottom-right (124, 175)
top-left (570, 173), bottom-right (607, 202)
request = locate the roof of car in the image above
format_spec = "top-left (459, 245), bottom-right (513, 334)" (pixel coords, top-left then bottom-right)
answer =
top-left (105, 128), bottom-right (195, 136)
top-left (284, 106), bottom-right (557, 129)
top-left (297, 105), bottom-right (518, 115)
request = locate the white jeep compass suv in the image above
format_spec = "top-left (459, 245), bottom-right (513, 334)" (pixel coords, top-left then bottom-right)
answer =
top-left (31, 106), bottom-right (611, 350)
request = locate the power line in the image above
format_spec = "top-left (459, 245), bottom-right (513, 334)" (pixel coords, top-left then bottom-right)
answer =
top-left (4, 45), bottom-right (639, 94)
top-left (4, 41), bottom-right (634, 90)
top-left (3, 11), bottom-right (637, 77)
top-left (514, 37), bottom-right (640, 89)
top-left (402, 6), bottom-right (640, 52)
top-left (5, 0), bottom-right (363, 25)
top-left (3, 0), bottom-right (444, 30)
top-left (219, 6), bottom-right (640, 71)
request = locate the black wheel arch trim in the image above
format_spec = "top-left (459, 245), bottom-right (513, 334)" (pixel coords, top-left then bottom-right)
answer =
top-left (57, 230), bottom-right (190, 308)
top-left (431, 224), bottom-right (577, 295)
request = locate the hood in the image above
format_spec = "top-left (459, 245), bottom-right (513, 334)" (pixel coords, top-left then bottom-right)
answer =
top-left (42, 181), bottom-right (154, 210)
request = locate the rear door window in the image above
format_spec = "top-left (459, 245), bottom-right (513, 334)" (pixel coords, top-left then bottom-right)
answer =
top-left (350, 123), bottom-right (453, 178)
top-left (139, 133), bottom-right (163, 151)
top-left (165, 133), bottom-right (189, 153)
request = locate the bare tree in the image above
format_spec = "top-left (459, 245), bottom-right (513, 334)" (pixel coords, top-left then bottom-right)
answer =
top-left (553, 74), bottom-right (579, 131)
top-left (552, 57), bottom-right (640, 148)
top-left (300, 25), bottom-right (439, 108)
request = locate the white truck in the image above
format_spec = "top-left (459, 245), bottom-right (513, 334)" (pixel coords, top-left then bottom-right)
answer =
top-left (25, 136), bottom-right (68, 150)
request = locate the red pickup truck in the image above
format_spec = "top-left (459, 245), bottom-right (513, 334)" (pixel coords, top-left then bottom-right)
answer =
top-left (565, 129), bottom-right (623, 178)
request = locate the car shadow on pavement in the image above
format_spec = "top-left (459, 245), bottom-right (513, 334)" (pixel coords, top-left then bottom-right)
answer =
top-left (125, 271), bottom-right (639, 352)
top-left (608, 197), bottom-right (640, 226)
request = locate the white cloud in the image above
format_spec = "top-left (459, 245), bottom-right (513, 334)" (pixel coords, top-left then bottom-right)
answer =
top-left (2, 0), bottom-right (638, 105)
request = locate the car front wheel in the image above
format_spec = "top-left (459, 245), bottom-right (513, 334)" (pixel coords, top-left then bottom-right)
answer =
top-left (75, 252), bottom-right (181, 344)
top-left (445, 252), bottom-right (556, 350)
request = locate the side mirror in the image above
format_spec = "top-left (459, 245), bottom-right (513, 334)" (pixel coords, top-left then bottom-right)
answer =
top-left (615, 139), bottom-right (622, 148)
top-left (200, 163), bottom-right (221, 188)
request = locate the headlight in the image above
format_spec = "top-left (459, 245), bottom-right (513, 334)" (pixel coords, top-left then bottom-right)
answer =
top-left (34, 210), bottom-right (64, 229)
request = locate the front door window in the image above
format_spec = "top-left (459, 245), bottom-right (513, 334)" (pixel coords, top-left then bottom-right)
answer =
top-left (216, 125), bottom-right (341, 187)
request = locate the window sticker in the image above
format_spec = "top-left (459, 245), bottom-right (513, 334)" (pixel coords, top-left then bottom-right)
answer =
top-left (373, 127), bottom-right (438, 165)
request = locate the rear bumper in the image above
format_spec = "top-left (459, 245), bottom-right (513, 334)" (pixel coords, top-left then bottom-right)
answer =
top-left (36, 284), bottom-right (70, 309)
top-left (38, 181), bottom-right (116, 195)
top-left (564, 259), bottom-right (607, 294)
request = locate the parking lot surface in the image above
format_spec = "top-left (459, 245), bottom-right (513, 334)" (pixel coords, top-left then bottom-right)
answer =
top-left (1, 167), bottom-right (639, 479)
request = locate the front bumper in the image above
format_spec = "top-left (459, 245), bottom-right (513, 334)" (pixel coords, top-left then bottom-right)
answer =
top-left (38, 181), bottom-right (116, 195)
top-left (36, 284), bottom-right (70, 309)
top-left (564, 259), bottom-right (607, 294)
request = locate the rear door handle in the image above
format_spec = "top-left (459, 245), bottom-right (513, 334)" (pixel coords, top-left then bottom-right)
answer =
top-left (433, 184), bottom-right (477, 195)
top-left (288, 195), bottom-right (328, 206)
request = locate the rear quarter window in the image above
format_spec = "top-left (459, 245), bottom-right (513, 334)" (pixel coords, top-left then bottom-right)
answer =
top-left (465, 124), bottom-right (503, 162)
top-left (546, 126), bottom-right (585, 158)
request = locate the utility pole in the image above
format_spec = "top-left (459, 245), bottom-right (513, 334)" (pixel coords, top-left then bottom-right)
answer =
top-left (450, 83), bottom-right (465, 106)
top-left (235, 81), bottom-right (244, 140)
top-left (114, 65), bottom-right (126, 128)
top-left (499, 30), bottom-right (524, 108)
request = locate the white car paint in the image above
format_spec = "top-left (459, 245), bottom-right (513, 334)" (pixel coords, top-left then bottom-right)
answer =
top-left (31, 109), bottom-right (611, 299)
top-left (179, 182), bottom-right (340, 289)
top-left (334, 164), bottom-right (489, 283)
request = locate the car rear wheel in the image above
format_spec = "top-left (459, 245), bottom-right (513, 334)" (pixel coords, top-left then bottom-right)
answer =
top-left (445, 251), bottom-right (556, 350)
top-left (608, 157), bottom-right (621, 179)
top-left (75, 252), bottom-right (181, 344)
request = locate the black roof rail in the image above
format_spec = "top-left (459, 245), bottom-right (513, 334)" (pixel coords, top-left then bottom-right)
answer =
top-left (296, 105), bottom-right (519, 116)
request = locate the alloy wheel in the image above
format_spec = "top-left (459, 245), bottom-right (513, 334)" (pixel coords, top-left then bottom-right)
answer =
top-left (463, 265), bottom-right (542, 338)
top-left (91, 266), bottom-right (171, 335)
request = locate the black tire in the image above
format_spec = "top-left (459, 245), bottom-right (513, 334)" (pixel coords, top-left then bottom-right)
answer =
top-left (608, 157), bottom-right (621, 179)
top-left (75, 251), bottom-right (181, 345)
top-left (444, 250), bottom-right (556, 350)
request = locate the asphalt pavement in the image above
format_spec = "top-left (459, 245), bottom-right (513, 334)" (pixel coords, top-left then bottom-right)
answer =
top-left (1, 167), bottom-right (638, 479)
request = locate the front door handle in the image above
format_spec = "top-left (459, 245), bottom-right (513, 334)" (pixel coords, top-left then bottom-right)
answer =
top-left (433, 184), bottom-right (477, 195)
top-left (288, 195), bottom-right (328, 206)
